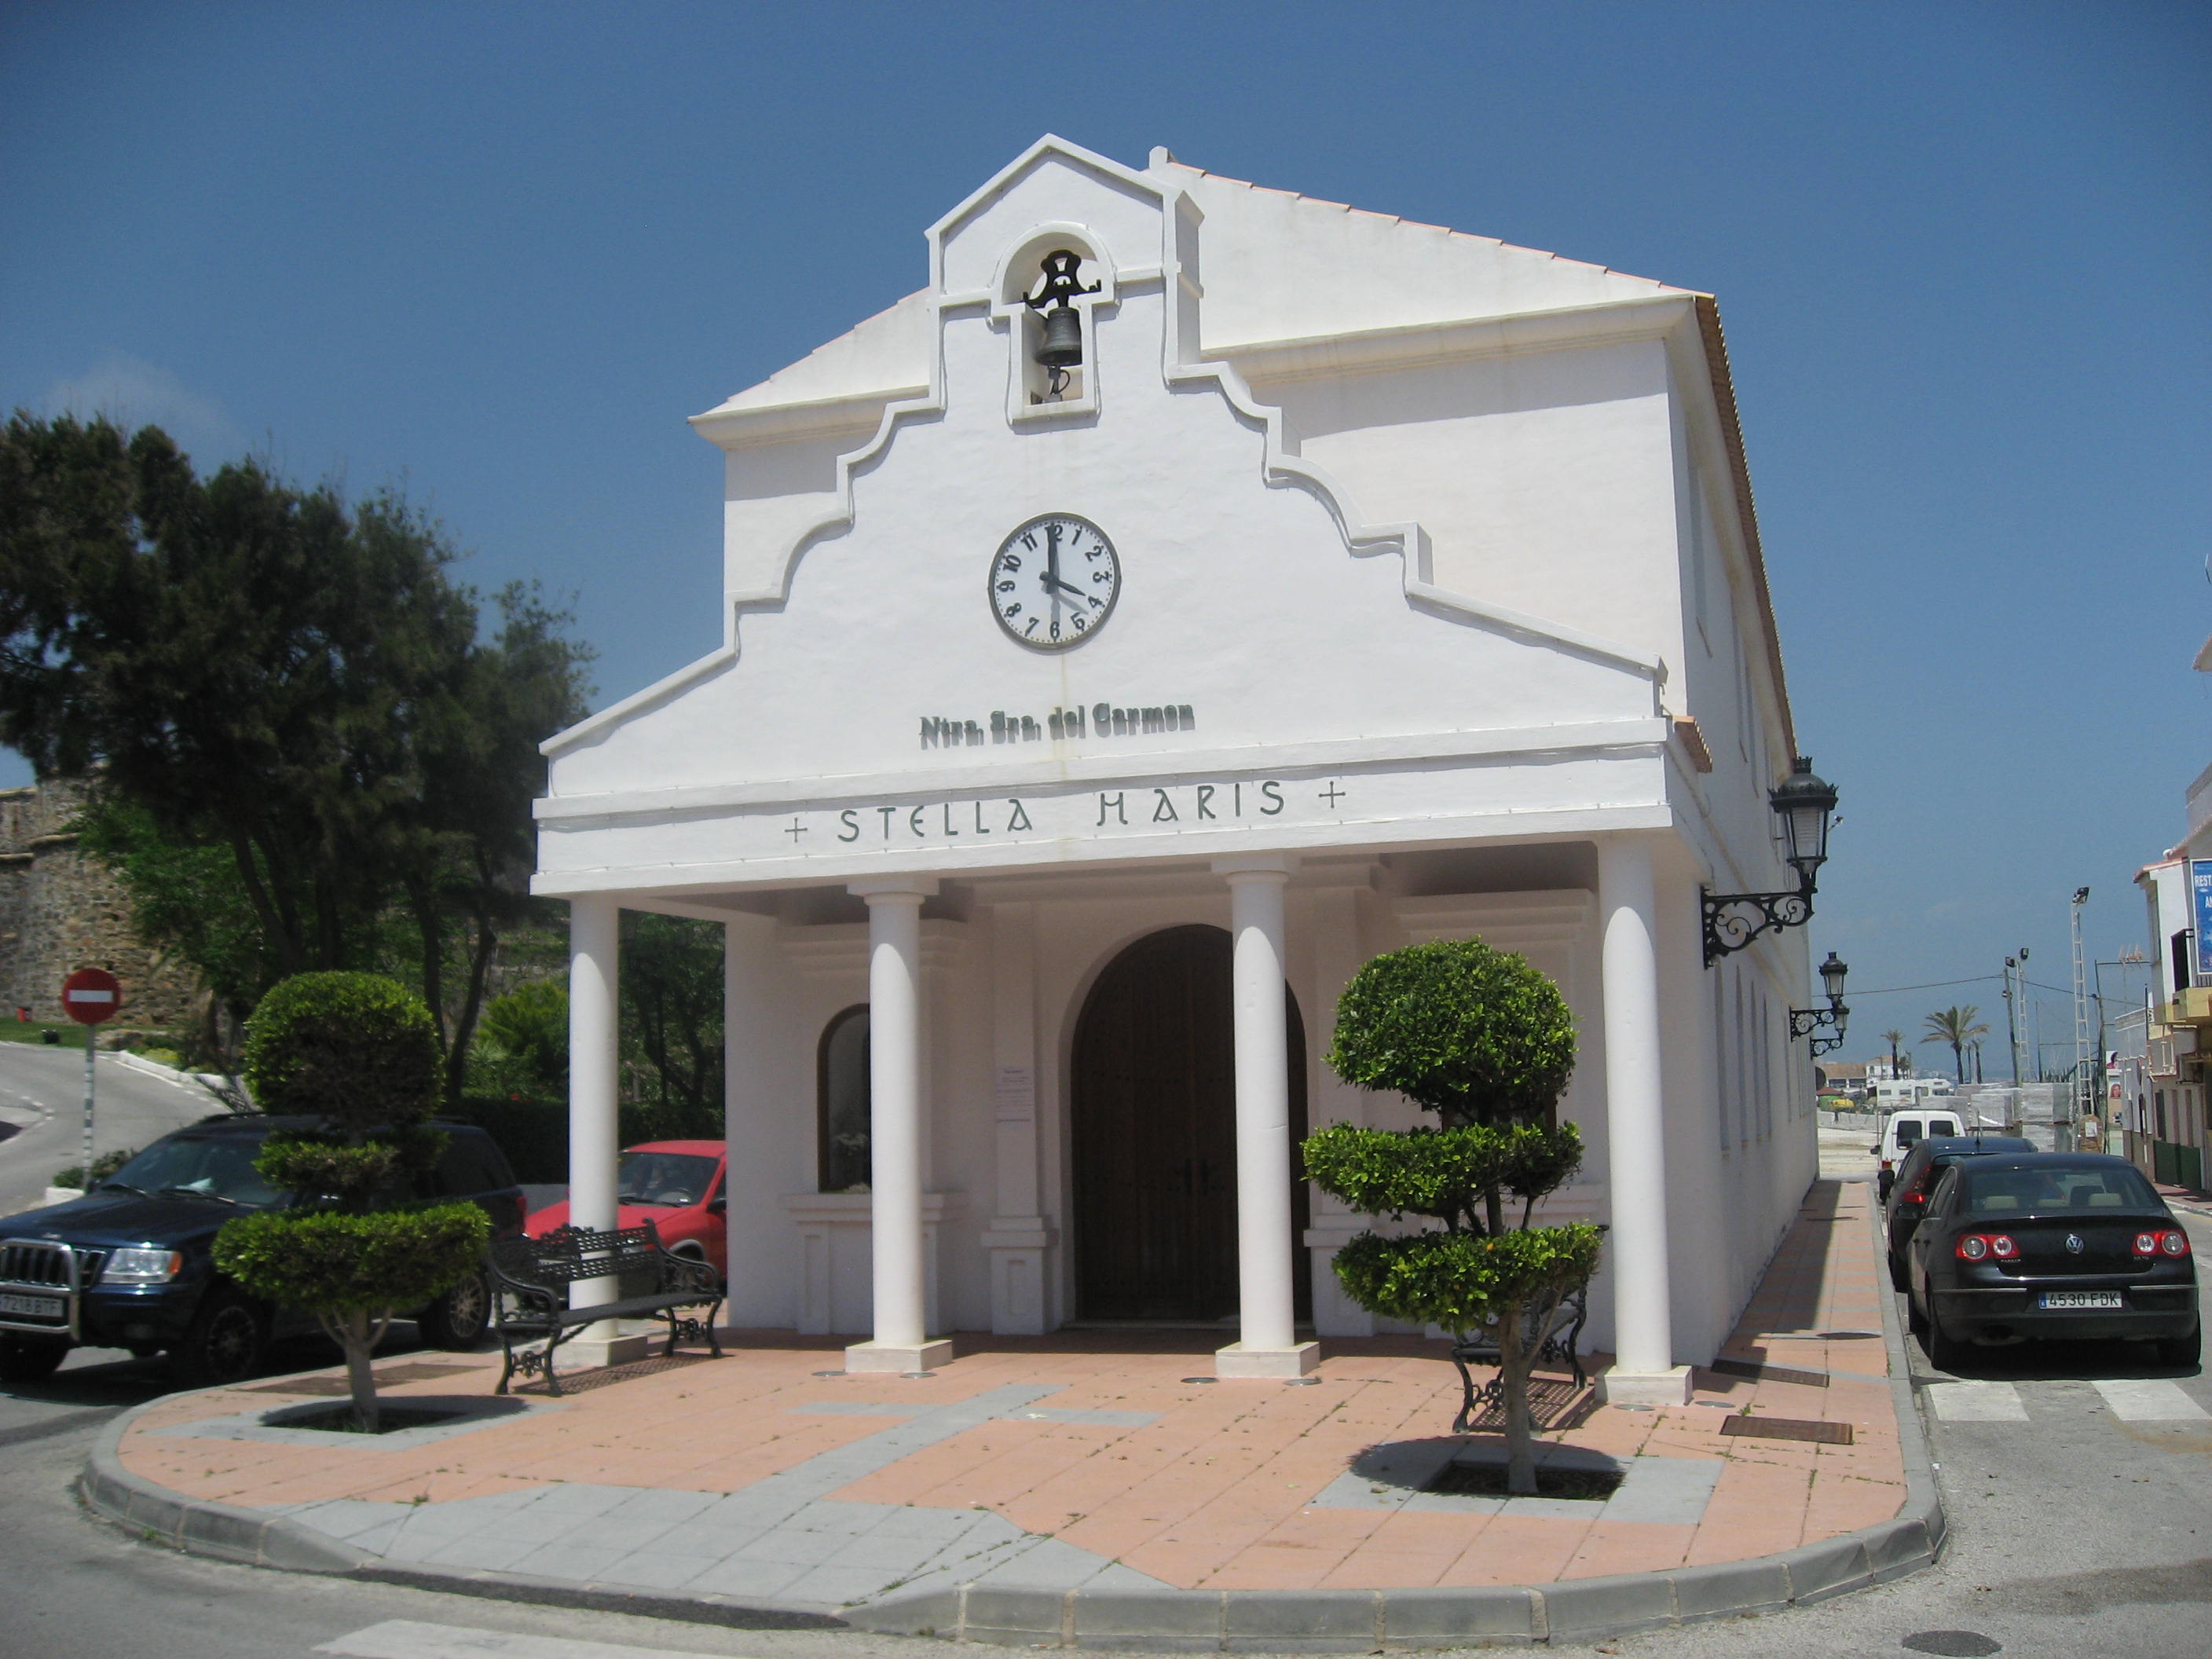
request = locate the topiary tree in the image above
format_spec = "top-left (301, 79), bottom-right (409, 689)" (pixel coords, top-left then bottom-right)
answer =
top-left (214, 972), bottom-right (486, 1428)
top-left (1305, 939), bottom-right (1603, 1496)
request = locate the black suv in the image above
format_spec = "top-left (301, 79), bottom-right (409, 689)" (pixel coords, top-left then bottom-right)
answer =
top-left (0, 1115), bottom-right (523, 1386)
top-left (1882, 1133), bottom-right (2036, 1290)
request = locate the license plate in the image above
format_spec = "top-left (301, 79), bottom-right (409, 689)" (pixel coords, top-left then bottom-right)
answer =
top-left (2039, 1291), bottom-right (2123, 1310)
top-left (0, 1293), bottom-right (64, 1318)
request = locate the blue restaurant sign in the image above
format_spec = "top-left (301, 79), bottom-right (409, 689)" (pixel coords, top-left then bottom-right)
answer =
top-left (2193, 860), bottom-right (2212, 981)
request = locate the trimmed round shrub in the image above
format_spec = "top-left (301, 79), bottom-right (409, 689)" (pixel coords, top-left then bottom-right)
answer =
top-left (1326, 939), bottom-right (1576, 1125)
top-left (243, 972), bottom-right (439, 1130)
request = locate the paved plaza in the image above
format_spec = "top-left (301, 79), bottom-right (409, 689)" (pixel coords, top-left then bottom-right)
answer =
top-left (100, 1182), bottom-right (1917, 1635)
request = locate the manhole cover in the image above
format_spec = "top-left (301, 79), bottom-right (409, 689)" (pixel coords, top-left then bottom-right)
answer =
top-left (1719, 1414), bottom-right (1854, 1445)
top-left (1902, 1633), bottom-right (2001, 1657)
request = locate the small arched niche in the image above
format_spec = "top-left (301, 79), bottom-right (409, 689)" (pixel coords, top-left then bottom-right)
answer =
top-left (993, 229), bottom-right (1112, 419)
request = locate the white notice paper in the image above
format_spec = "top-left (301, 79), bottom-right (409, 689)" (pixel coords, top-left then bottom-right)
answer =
top-left (994, 1064), bottom-right (1035, 1122)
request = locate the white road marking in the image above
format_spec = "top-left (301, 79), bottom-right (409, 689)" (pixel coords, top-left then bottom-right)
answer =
top-left (1926, 1381), bottom-right (2029, 1421)
top-left (317, 1621), bottom-right (727, 1659)
top-left (2091, 1379), bottom-right (2210, 1422)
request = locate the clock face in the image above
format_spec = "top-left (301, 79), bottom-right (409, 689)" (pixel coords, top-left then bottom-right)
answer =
top-left (987, 513), bottom-right (1119, 650)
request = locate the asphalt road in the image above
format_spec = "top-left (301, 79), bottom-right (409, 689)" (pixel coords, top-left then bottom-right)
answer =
top-left (0, 1038), bottom-right (230, 1218)
top-left (0, 1126), bottom-right (2201, 1657)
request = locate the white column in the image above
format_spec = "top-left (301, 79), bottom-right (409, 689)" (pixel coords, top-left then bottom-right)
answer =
top-left (1595, 835), bottom-right (1690, 1404)
top-left (566, 894), bottom-right (646, 1364)
top-left (844, 877), bottom-right (952, 1374)
top-left (983, 901), bottom-right (1054, 1334)
top-left (1214, 855), bottom-right (1319, 1379)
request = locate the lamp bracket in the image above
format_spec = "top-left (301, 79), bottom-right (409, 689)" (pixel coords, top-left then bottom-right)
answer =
top-left (1703, 877), bottom-right (1815, 965)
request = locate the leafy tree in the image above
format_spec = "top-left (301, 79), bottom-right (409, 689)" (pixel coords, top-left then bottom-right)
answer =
top-left (621, 912), bottom-right (724, 1137)
top-left (0, 415), bottom-right (592, 1086)
top-left (1306, 939), bottom-right (1600, 1496)
top-left (471, 978), bottom-right (569, 1100)
top-left (1921, 1005), bottom-right (1990, 1084)
top-left (1881, 1029), bottom-right (1906, 1079)
top-left (212, 972), bottom-right (486, 1429)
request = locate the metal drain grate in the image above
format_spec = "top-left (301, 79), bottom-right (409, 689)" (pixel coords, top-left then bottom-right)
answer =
top-left (1719, 1414), bottom-right (1853, 1445)
top-left (1709, 1357), bottom-right (1830, 1388)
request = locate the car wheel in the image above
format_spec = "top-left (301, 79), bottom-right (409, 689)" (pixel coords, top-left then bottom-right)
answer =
top-left (2155, 1323), bottom-right (2201, 1370)
top-left (170, 1286), bottom-right (268, 1387)
top-left (1926, 1313), bottom-right (1972, 1375)
top-left (0, 1334), bottom-right (68, 1383)
top-left (1906, 1283), bottom-right (1929, 1341)
top-left (417, 1265), bottom-right (493, 1350)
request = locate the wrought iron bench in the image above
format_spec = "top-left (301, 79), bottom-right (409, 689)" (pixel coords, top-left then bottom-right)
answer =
top-left (486, 1221), bottom-right (723, 1396)
top-left (1448, 1284), bottom-right (1591, 1433)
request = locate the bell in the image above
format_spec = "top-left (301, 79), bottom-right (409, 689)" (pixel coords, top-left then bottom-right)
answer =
top-left (1035, 305), bottom-right (1083, 370)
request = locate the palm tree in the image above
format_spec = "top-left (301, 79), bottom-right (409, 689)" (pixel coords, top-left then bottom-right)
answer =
top-left (1881, 1029), bottom-right (1906, 1079)
top-left (1922, 1005), bottom-right (1990, 1082)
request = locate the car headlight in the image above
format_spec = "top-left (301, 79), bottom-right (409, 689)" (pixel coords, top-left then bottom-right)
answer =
top-left (101, 1247), bottom-right (183, 1285)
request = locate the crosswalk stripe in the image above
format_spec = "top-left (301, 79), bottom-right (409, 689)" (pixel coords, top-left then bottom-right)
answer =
top-left (2091, 1379), bottom-right (2210, 1422)
top-left (317, 1621), bottom-right (722, 1659)
top-left (1925, 1381), bottom-right (2028, 1421)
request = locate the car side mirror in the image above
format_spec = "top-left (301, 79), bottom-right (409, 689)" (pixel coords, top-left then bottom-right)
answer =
top-left (1870, 1145), bottom-right (1881, 1155)
top-left (709, 1195), bottom-right (727, 1214)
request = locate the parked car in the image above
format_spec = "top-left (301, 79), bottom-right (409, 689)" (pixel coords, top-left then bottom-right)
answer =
top-left (1882, 1133), bottom-right (2036, 1288)
top-left (524, 1141), bottom-right (727, 1280)
top-left (0, 1115), bottom-right (524, 1386)
top-left (1873, 1107), bottom-right (1967, 1199)
top-left (1906, 1152), bottom-right (2199, 1371)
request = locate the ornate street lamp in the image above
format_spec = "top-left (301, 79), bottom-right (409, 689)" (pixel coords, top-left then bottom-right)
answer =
top-left (1702, 756), bottom-right (1840, 965)
top-left (1790, 950), bottom-right (1850, 1057)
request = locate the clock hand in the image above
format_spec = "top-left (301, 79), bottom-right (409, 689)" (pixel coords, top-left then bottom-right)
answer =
top-left (1043, 574), bottom-right (1093, 602)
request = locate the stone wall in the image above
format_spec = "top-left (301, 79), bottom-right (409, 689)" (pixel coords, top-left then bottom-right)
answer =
top-left (0, 778), bottom-right (203, 1028)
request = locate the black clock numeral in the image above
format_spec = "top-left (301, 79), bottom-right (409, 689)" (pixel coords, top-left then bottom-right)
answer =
top-left (1001, 555), bottom-right (1020, 573)
top-left (1005, 602), bottom-right (1022, 617)
top-left (1024, 617), bottom-right (1039, 635)
top-left (1093, 569), bottom-right (1110, 584)
top-left (1050, 621), bottom-right (1061, 640)
top-left (996, 580), bottom-right (1015, 593)
top-left (1084, 546), bottom-right (1104, 560)
top-left (1021, 533), bottom-right (1037, 551)
top-left (1072, 613), bottom-right (1087, 632)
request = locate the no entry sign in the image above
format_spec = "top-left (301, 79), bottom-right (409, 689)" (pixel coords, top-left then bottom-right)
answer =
top-left (61, 967), bottom-right (121, 1026)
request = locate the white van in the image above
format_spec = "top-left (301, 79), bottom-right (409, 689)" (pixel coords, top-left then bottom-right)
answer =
top-left (1874, 1107), bottom-right (1965, 1198)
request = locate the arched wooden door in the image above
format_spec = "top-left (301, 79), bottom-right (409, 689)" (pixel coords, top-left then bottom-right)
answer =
top-left (1071, 925), bottom-right (1310, 1322)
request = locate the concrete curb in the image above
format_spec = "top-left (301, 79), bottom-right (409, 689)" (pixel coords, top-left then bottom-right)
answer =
top-left (83, 1201), bottom-right (1947, 1649)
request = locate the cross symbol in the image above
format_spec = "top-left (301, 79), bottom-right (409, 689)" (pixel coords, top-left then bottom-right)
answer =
top-left (786, 817), bottom-right (809, 841)
top-left (1320, 781), bottom-right (1346, 808)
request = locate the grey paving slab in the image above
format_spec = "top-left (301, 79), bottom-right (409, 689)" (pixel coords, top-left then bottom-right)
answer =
top-left (406, 1533), bottom-right (547, 1572)
top-left (683, 1555), bottom-right (811, 1598)
top-left (868, 1503), bottom-right (995, 1541)
top-left (782, 1563), bottom-right (916, 1606)
top-left (568, 1514), bottom-right (683, 1552)
top-left (287, 1498), bottom-right (412, 1541)
top-left (597, 1549), bottom-right (722, 1591)
top-left (599, 1486), bottom-right (723, 1523)
top-left (505, 1540), bottom-right (637, 1581)
top-left (819, 1531), bottom-right (951, 1573)
top-left (1602, 1455), bottom-right (1723, 1524)
top-left (733, 1528), bottom-right (848, 1566)
top-left (522, 1481), bottom-right (646, 1518)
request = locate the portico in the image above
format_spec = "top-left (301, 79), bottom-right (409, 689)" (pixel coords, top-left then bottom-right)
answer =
top-left (536, 138), bottom-right (1822, 1392)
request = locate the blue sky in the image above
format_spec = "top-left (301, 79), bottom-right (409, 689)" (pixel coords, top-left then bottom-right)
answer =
top-left (3, 2), bottom-right (2206, 1073)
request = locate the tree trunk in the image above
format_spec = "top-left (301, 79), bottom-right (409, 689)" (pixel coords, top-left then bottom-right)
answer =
top-left (1496, 1302), bottom-right (1537, 1496)
top-left (338, 1309), bottom-right (380, 1433)
top-left (443, 888), bottom-right (499, 1105)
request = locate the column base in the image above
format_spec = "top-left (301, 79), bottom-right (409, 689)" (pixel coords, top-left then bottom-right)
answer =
top-left (844, 1338), bottom-right (955, 1375)
top-left (1214, 1340), bottom-right (1320, 1379)
top-left (562, 1331), bottom-right (653, 1370)
top-left (1596, 1364), bottom-right (1693, 1406)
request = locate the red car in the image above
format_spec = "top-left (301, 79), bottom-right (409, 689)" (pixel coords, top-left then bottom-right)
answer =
top-left (524, 1140), bottom-right (727, 1280)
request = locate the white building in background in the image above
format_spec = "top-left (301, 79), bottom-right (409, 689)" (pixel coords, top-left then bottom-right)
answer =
top-left (533, 138), bottom-right (1825, 1401)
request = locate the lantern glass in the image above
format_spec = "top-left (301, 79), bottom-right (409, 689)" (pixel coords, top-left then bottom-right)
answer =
top-left (1818, 950), bottom-right (1849, 1003)
top-left (1769, 758), bottom-right (1838, 883)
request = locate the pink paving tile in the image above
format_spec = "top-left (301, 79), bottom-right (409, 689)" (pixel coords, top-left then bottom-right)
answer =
top-left (1437, 1516), bottom-right (1592, 1586)
top-left (1559, 1520), bottom-right (1694, 1579)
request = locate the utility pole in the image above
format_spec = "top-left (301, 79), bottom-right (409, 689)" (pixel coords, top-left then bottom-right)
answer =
top-left (2071, 888), bottom-right (2093, 1150)
top-left (2003, 953), bottom-right (2023, 1086)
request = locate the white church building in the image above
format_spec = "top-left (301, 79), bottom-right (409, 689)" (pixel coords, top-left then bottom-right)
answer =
top-left (535, 138), bottom-right (1826, 1402)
